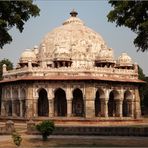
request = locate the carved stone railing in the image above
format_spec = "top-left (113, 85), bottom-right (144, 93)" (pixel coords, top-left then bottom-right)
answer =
top-left (2, 66), bottom-right (138, 80)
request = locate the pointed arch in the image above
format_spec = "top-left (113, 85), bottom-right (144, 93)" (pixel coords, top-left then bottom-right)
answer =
top-left (95, 88), bottom-right (105, 117)
top-left (13, 89), bottom-right (20, 116)
top-left (72, 88), bottom-right (84, 117)
top-left (54, 88), bottom-right (67, 116)
top-left (123, 90), bottom-right (133, 117)
top-left (124, 90), bottom-right (133, 100)
top-left (108, 90), bottom-right (119, 117)
top-left (38, 88), bottom-right (49, 116)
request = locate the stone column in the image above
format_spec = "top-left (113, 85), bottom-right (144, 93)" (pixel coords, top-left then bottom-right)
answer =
top-left (100, 100), bottom-right (104, 117)
top-left (100, 99), bottom-right (108, 117)
top-left (33, 99), bottom-right (38, 117)
top-left (134, 88), bottom-right (141, 118)
top-left (5, 101), bottom-right (8, 116)
top-left (103, 100), bottom-right (108, 117)
top-left (49, 99), bottom-right (54, 117)
top-left (116, 99), bottom-right (122, 117)
top-left (25, 99), bottom-right (33, 119)
top-left (20, 100), bottom-right (23, 117)
top-left (66, 87), bottom-right (73, 117)
top-left (85, 85), bottom-right (95, 118)
top-left (85, 99), bottom-right (95, 118)
top-left (129, 101), bottom-right (134, 117)
top-left (1, 100), bottom-right (6, 116)
top-left (12, 100), bottom-right (16, 117)
top-left (67, 100), bottom-right (72, 117)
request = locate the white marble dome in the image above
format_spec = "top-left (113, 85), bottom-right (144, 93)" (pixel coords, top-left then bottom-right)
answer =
top-left (20, 49), bottom-right (37, 63)
top-left (117, 52), bottom-right (133, 66)
top-left (96, 48), bottom-right (114, 61)
top-left (38, 10), bottom-right (110, 62)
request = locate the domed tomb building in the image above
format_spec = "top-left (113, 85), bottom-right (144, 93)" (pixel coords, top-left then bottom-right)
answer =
top-left (0, 10), bottom-right (143, 122)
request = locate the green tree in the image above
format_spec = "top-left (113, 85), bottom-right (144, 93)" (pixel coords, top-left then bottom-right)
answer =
top-left (138, 65), bottom-right (145, 81)
top-left (0, 59), bottom-right (13, 79)
top-left (137, 66), bottom-right (148, 114)
top-left (107, 1), bottom-right (148, 52)
top-left (36, 120), bottom-right (55, 141)
top-left (143, 77), bottom-right (148, 108)
top-left (0, 1), bottom-right (40, 48)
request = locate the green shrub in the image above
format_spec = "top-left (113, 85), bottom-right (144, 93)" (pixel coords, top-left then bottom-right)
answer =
top-left (12, 132), bottom-right (22, 147)
top-left (36, 120), bottom-right (55, 141)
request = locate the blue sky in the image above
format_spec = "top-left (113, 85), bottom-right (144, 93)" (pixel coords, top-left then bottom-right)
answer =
top-left (0, 0), bottom-right (147, 75)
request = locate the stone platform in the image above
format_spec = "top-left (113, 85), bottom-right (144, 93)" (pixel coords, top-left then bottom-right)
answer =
top-left (0, 116), bottom-right (147, 127)
top-left (52, 126), bottom-right (148, 136)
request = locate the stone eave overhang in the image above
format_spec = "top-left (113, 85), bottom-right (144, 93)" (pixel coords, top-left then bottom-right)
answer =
top-left (0, 76), bottom-right (145, 84)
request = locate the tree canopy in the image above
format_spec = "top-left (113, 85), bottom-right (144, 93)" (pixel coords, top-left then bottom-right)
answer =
top-left (0, 1), bottom-right (40, 48)
top-left (107, 1), bottom-right (148, 52)
top-left (0, 59), bottom-right (13, 79)
top-left (137, 66), bottom-right (148, 113)
top-left (143, 77), bottom-right (148, 108)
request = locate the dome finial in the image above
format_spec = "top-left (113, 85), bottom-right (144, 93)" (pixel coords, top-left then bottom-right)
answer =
top-left (70, 9), bottom-right (78, 17)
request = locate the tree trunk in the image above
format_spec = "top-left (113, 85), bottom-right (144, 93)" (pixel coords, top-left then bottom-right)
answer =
top-left (42, 134), bottom-right (48, 141)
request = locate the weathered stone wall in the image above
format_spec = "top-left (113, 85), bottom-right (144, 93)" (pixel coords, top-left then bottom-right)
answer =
top-left (1, 81), bottom-right (142, 120)
top-left (53, 126), bottom-right (148, 136)
top-left (27, 124), bottom-right (148, 137)
top-left (0, 120), bottom-right (15, 135)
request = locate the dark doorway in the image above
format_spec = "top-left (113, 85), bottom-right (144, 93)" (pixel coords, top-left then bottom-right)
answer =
top-left (15, 100), bottom-right (20, 116)
top-left (123, 91), bottom-right (131, 117)
top-left (72, 88), bottom-right (84, 117)
top-left (54, 88), bottom-right (67, 116)
top-left (123, 98), bottom-right (128, 117)
top-left (95, 91), bottom-right (101, 116)
top-left (38, 89), bottom-right (49, 116)
top-left (8, 100), bottom-right (12, 116)
top-left (108, 91), bottom-right (116, 117)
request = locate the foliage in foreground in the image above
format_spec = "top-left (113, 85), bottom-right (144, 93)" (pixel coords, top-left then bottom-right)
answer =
top-left (12, 132), bottom-right (22, 147)
top-left (36, 120), bottom-right (55, 141)
top-left (138, 66), bottom-right (148, 113)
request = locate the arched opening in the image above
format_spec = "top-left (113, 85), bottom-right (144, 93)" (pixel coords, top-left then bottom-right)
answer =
top-left (108, 91), bottom-right (117, 117)
top-left (95, 91), bottom-right (101, 116)
top-left (6, 90), bottom-right (12, 116)
top-left (72, 88), bottom-right (84, 117)
top-left (8, 100), bottom-right (12, 116)
top-left (123, 97), bottom-right (128, 117)
top-left (95, 89), bottom-right (105, 117)
top-left (20, 89), bottom-right (26, 117)
top-left (38, 88), bottom-right (49, 116)
top-left (123, 90), bottom-right (133, 117)
top-left (13, 90), bottom-right (20, 116)
top-left (54, 88), bottom-right (67, 116)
